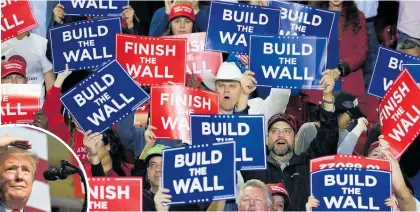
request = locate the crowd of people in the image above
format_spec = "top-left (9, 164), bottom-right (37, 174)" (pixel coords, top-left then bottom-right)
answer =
top-left (1, 0), bottom-right (420, 211)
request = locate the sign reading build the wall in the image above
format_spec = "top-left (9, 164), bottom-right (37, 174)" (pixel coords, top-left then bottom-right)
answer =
top-left (206, 1), bottom-right (280, 55)
top-left (49, 17), bottom-right (121, 73)
top-left (269, 1), bottom-right (339, 69)
top-left (310, 155), bottom-right (391, 211)
top-left (60, 60), bottom-right (150, 133)
top-left (59, 0), bottom-right (128, 17)
top-left (1, 84), bottom-right (41, 124)
top-left (162, 142), bottom-right (236, 205)
top-left (250, 36), bottom-right (327, 89)
top-left (379, 69), bottom-right (420, 159)
top-left (1, 0), bottom-right (38, 42)
top-left (190, 114), bottom-right (266, 170)
top-left (369, 47), bottom-right (420, 98)
top-left (116, 34), bottom-right (187, 86)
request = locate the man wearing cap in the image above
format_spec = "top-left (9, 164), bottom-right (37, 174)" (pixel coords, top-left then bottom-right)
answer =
top-left (267, 183), bottom-right (291, 211)
top-left (140, 144), bottom-right (169, 211)
top-left (1, 60), bottom-right (27, 84)
top-left (202, 62), bottom-right (291, 128)
top-left (241, 72), bottom-right (338, 211)
top-left (1, 60), bottom-right (48, 129)
top-left (295, 91), bottom-right (369, 155)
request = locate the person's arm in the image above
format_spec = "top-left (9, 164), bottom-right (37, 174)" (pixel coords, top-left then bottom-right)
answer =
top-left (294, 123), bottom-right (317, 155)
top-left (149, 7), bottom-right (169, 36)
top-left (194, 5), bottom-right (210, 32)
top-left (91, 161), bottom-right (106, 176)
top-left (338, 12), bottom-right (368, 77)
top-left (303, 73), bottom-right (338, 160)
top-left (44, 70), bottom-right (56, 91)
top-left (116, 112), bottom-right (147, 156)
top-left (84, 130), bottom-right (106, 176)
top-left (337, 117), bottom-right (368, 154)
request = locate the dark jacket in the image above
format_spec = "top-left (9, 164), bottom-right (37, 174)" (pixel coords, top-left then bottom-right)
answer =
top-left (143, 189), bottom-right (157, 211)
top-left (241, 108), bottom-right (339, 211)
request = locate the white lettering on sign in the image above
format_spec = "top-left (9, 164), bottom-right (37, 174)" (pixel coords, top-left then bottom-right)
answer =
top-left (90, 185), bottom-right (130, 200)
top-left (263, 43), bottom-right (313, 55)
top-left (71, 0), bottom-right (117, 9)
top-left (219, 32), bottom-right (247, 46)
top-left (188, 39), bottom-right (204, 53)
top-left (201, 122), bottom-right (250, 136)
top-left (222, 9), bottom-right (269, 25)
top-left (324, 174), bottom-right (377, 187)
top-left (385, 105), bottom-right (420, 142)
top-left (324, 196), bottom-right (380, 210)
top-left (185, 61), bottom-right (212, 75)
top-left (261, 66), bottom-right (313, 80)
top-left (0, 103), bottom-right (27, 116)
top-left (125, 42), bottom-right (176, 56)
top-left (173, 176), bottom-right (224, 194)
top-left (74, 74), bottom-right (114, 106)
top-left (380, 81), bottom-right (410, 121)
top-left (383, 57), bottom-right (405, 91)
top-left (161, 116), bottom-right (189, 131)
top-left (174, 150), bottom-right (222, 167)
top-left (1, 11), bottom-right (25, 32)
top-left (1, 0), bottom-right (17, 8)
top-left (63, 47), bottom-right (112, 62)
top-left (63, 26), bottom-right (109, 42)
top-left (90, 201), bottom-right (108, 210)
top-left (160, 93), bottom-right (212, 110)
top-left (125, 64), bottom-right (174, 79)
top-left (279, 8), bottom-right (322, 26)
top-left (236, 148), bottom-right (253, 162)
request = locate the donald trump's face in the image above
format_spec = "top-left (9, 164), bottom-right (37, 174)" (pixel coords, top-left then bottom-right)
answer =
top-left (0, 154), bottom-right (35, 209)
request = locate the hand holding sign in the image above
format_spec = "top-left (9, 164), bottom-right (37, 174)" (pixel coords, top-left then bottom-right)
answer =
top-left (305, 196), bottom-right (320, 212)
top-left (53, 4), bottom-right (65, 23)
top-left (154, 181), bottom-right (171, 212)
top-left (164, 0), bottom-right (173, 15)
top-left (240, 71), bottom-right (257, 95)
top-left (32, 110), bottom-right (48, 130)
top-left (83, 130), bottom-right (102, 165)
top-left (321, 71), bottom-right (336, 94)
top-left (54, 64), bottom-right (72, 88)
top-left (0, 134), bottom-right (32, 151)
top-left (145, 125), bottom-right (157, 146)
top-left (121, 5), bottom-right (134, 29)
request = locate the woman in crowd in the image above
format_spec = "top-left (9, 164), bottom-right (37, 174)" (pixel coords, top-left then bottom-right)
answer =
top-left (301, 0), bottom-right (373, 124)
top-left (83, 129), bottom-right (132, 176)
top-left (150, 0), bottom-right (209, 36)
top-left (162, 3), bottom-right (198, 36)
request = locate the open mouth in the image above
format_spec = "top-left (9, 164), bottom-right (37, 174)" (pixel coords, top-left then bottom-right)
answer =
top-left (223, 96), bottom-right (230, 100)
top-left (275, 140), bottom-right (287, 146)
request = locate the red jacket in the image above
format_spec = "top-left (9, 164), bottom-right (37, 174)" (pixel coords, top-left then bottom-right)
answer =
top-left (302, 10), bottom-right (368, 103)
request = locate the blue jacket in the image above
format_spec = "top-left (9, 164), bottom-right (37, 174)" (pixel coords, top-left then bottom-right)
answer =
top-left (149, 5), bottom-right (210, 36)
top-left (117, 112), bottom-right (181, 156)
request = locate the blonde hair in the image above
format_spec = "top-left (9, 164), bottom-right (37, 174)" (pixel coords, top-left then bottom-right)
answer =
top-left (0, 147), bottom-right (39, 174)
top-left (237, 179), bottom-right (273, 207)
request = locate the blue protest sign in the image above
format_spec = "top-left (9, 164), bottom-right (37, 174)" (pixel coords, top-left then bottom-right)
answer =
top-left (162, 142), bottom-right (236, 205)
top-left (49, 17), bottom-right (121, 73)
top-left (368, 46), bottom-right (420, 98)
top-left (60, 60), bottom-right (149, 133)
top-left (268, 1), bottom-right (341, 90)
top-left (205, 1), bottom-right (280, 55)
top-left (403, 64), bottom-right (420, 85)
top-left (311, 168), bottom-right (391, 211)
top-left (59, 0), bottom-right (128, 17)
top-left (190, 114), bottom-right (266, 170)
top-left (249, 35), bottom-right (327, 89)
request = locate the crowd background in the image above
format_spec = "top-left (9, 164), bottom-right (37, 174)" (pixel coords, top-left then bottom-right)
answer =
top-left (1, 0), bottom-right (420, 211)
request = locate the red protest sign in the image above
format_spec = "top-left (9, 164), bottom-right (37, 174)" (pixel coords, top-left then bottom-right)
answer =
top-left (1, 84), bottom-right (41, 124)
top-left (150, 86), bottom-right (219, 140)
top-left (166, 32), bottom-right (222, 82)
top-left (379, 69), bottom-right (420, 159)
top-left (1, 0), bottom-right (38, 42)
top-left (134, 100), bottom-right (150, 127)
top-left (72, 156), bottom-right (91, 199)
top-left (310, 155), bottom-right (391, 173)
top-left (116, 33), bottom-right (186, 86)
top-left (89, 177), bottom-right (143, 212)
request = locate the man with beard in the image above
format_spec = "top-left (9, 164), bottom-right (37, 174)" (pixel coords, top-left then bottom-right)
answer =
top-left (241, 72), bottom-right (339, 211)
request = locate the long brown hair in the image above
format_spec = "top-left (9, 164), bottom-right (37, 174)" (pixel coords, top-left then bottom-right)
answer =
top-left (316, 1), bottom-right (362, 34)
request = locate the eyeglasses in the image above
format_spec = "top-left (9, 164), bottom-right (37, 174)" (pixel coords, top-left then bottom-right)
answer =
top-left (148, 163), bottom-right (162, 171)
top-left (269, 128), bottom-right (293, 136)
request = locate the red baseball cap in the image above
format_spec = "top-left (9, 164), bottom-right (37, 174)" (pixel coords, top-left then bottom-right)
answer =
top-left (267, 183), bottom-right (291, 207)
top-left (169, 4), bottom-right (195, 21)
top-left (1, 60), bottom-right (27, 78)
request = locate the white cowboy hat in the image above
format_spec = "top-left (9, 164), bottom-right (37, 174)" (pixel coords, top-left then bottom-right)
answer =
top-left (202, 62), bottom-right (243, 91)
